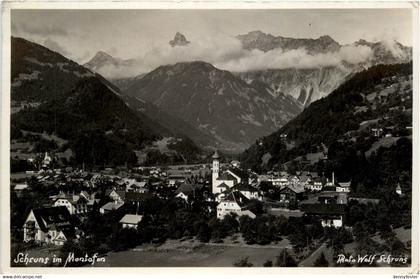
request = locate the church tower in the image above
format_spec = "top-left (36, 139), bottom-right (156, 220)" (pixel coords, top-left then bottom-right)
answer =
top-left (212, 150), bottom-right (220, 194)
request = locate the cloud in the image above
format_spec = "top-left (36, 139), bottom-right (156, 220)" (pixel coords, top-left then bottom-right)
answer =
top-left (13, 22), bottom-right (69, 37)
top-left (42, 39), bottom-right (70, 56)
top-left (92, 35), bottom-right (376, 78)
top-left (379, 39), bottom-right (409, 60)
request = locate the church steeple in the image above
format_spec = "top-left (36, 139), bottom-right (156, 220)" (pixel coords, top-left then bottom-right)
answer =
top-left (212, 150), bottom-right (220, 160)
top-left (212, 150), bottom-right (220, 194)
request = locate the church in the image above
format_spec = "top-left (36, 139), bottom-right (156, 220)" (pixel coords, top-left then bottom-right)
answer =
top-left (211, 150), bottom-right (249, 194)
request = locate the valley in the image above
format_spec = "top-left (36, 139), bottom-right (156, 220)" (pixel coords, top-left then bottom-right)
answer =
top-left (8, 16), bottom-right (414, 269)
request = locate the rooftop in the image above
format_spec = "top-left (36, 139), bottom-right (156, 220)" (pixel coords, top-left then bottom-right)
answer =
top-left (119, 214), bottom-right (143, 224)
top-left (221, 190), bottom-right (250, 207)
top-left (212, 150), bottom-right (220, 159)
top-left (101, 201), bottom-right (124, 211)
top-left (217, 172), bottom-right (237, 182)
top-left (28, 206), bottom-right (72, 233)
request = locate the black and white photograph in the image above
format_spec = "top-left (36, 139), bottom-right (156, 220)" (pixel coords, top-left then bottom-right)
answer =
top-left (1, 3), bottom-right (418, 274)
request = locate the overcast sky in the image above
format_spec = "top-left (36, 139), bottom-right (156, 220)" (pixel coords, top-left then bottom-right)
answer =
top-left (11, 9), bottom-right (412, 64)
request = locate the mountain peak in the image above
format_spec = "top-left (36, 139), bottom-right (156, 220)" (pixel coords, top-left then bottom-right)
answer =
top-left (153, 61), bottom-right (219, 77)
top-left (94, 51), bottom-right (113, 59)
top-left (318, 35), bottom-right (336, 43)
top-left (237, 30), bottom-right (275, 40)
top-left (85, 51), bottom-right (120, 67)
top-left (354, 39), bottom-right (372, 46)
top-left (169, 32), bottom-right (190, 47)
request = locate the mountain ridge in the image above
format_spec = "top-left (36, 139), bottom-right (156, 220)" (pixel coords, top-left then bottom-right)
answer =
top-left (240, 62), bottom-right (413, 172)
top-left (11, 37), bottom-right (202, 166)
top-left (123, 60), bottom-right (302, 152)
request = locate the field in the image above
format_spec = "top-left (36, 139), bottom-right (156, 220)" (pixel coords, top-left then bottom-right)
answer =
top-left (95, 238), bottom-right (291, 267)
top-left (96, 245), bottom-right (286, 267)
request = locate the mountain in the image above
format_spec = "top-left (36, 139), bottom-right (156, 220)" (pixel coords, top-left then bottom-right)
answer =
top-left (123, 61), bottom-right (302, 152)
top-left (11, 37), bottom-right (94, 103)
top-left (354, 39), bottom-right (412, 65)
top-left (10, 37), bottom-right (201, 167)
top-left (236, 31), bottom-right (341, 54)
top-left (119, 94), bottom-right (217, 149)
top-left (83, 51), bottom-right (136, 79)
top-left (169, 32), bottom-right (190, 47)
top-left (241, 62), bottom-right (412, 173)
top-left (236, 67), bottom-right (352, 107)
top-left (236, 31), bottom-right (412, 106)
top-left (111, 74), bottom-right (146, 91)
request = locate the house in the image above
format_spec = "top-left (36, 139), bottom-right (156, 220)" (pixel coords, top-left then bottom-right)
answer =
top-left (371, 128), bottom-right (383, 137)
top-left (168, 175), bottom-right (186, 187)
top-left (231, 183), bottom-right (260, 200)
top-left (174, 182), bottom-right (199, 201)
top-left (231, 160), bottom-right (240, 168)
top-left (107, 189), bottom-right (126, 203)
top-left (14, 183), bottom-right (29, 196)
top-left (395, 183), bottom-right (402, 195)
top-left (307, 177), bottom-right (325, 191)
top-left (217, 190), bottom-right (256, 220)
top-left (100, 201), bottom-right (124, 214)
top-left (272, 175), bottom-right (289, 187)
top-left (119, 214), bottom-right (143, 229)
top-left (336, 182), bottom-right (351, 193)
top-left (52, 192), bottom-right (88, 215)
top-left (122, 179), bottom-right (148, 192)
top-left (278, 186), bottom-right (304, 207)
top-left (23, 206), bottom-right (75, 246)
top-left (227, 168), bottom-right (249, 184)
top-left (301, 203), bottom-right (346, 227)
top-left (215, 173), bottom-right (237, 192)
top-left (317, 191), bottom-right (347, 205)
top-left (279, 186), bottom-right (297, 206)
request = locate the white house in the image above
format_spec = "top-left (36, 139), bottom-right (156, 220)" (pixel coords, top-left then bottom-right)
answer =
top-left (14, 183), bottom-right (29, 196)
top-left (308, 177), bottom-right (325, 191)
top-left (52, 192), bottom-right (88, 215)
top-left (321, 216), bottom-right (343, 228)
top-left (174, 182), bottom-right (200, 202)
top-left (168, 175), bottom-right (186, 187)
top-left (119, 214), bottom-right (143, 229)
top-left (23, 206), bottom-right (74, 246)
top-left (336, 182), bottom-right (351, 193)
top-left (217, 191), bottom-right (256, 220)
top-left (301, 204), bottom-right (345, 228)
top-left (107, 189), bottom-right (126, 203)
top-left (395, 183), bottom-right (402, 195)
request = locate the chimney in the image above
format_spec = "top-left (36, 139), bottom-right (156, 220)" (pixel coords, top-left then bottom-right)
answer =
top-left (332, 172), bottom-right (335, 185)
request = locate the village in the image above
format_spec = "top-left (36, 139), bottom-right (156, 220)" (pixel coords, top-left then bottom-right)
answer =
top-left (10, 142), bottom-right (410, 268)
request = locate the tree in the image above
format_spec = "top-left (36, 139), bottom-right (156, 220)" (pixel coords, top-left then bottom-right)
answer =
top-left (197, 223), bottom-right (210, 243)
top-left (263, 260), bottom-right (273, 267)
top-left (233, 257), bottom-right (253, 267)
top-left (313, 252), bottom-right (329, 267)
top-left (274, 249), bottom-right (297, 267)
top-left (221, 213), bottom-right (239, 235)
